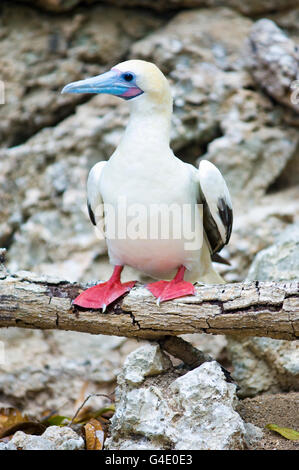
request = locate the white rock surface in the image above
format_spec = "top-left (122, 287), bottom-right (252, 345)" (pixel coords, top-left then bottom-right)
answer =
top-left (122, 343), bottom-right (172, 385)
top-left (0, 426), bottom-right (84, 451)
top-left (106, 344), bottom-right (246, 450)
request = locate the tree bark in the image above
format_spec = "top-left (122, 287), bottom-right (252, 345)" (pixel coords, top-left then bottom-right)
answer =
top-left (0, 270), bottom-right (298, 341)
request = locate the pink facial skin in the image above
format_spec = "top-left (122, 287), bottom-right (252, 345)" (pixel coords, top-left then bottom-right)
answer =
top-left (112, 67), bottom-right (144, 100)
top-left (121, 87), bottom-right (143, 98)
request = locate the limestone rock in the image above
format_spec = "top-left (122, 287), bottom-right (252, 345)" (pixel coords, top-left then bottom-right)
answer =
top-left (106, 344), bottom-right (246, 450)
top-left (0, 327), bottom-right (144, 417)
top-left (200, 87), bottom-right (298, 200)
top-left (247, 224), bottom-right (299, 281)
top-left (0, 3), bottom-right (162, 148)
top-left (131, 8), bottom-right (253, 72)
top-left (0, 426), bottom-right (84, 451)
top-left (228, 336), bottom-right (299, 397)
top-left (168, 362), bottom-right (245, 450)
top-left (227, 224), bottom-right (299, 397)
top-left (218, 187), bottom-right (299, 282)
top-left (269, 7), bottom-right (299, 44)
top-left (122, 343), bottom-right (172, 385)
top-left (246, 19), bottom-right (299, 112)
top-left (243, 422), bottom-right (264, 448)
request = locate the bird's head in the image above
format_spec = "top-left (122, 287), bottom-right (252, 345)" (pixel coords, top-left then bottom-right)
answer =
top-left (62, 60), bottom-right (172, 113)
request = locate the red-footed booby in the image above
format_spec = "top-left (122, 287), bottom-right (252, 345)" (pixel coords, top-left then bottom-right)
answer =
top-left (62, 60), bottom-right (233, 310)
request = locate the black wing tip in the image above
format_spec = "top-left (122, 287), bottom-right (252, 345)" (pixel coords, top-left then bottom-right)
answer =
top-left (217, 197), bottom-right (233, 245)
top-left (211, 253), bottom-right (231, 266)
top-left (87, 202), bottom-right (96, 226)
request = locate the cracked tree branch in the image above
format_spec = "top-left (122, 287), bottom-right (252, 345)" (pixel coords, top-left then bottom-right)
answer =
top-left (0, 270), bottom-right (298, 340)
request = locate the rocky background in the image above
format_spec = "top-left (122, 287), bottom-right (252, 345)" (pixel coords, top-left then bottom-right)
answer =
top-left (0, 0), bottom-right (298, 450)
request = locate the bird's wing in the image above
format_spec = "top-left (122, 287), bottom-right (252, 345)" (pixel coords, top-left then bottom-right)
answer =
top-left (196, 159), bottom-right (233, 255)
top-left (87, 161), bottom-right (106, 226)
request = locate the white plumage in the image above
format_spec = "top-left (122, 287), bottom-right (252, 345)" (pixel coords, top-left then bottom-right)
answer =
top-left (62, 59), bottom-right (233, 308)
top-left (85, 61), bottom-right (232, 284)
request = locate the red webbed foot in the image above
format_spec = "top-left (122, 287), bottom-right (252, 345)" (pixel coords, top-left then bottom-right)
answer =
top-left (146, 266), bottom-right (195, 305)
top-left (73, 266), bottom-right (135, 311)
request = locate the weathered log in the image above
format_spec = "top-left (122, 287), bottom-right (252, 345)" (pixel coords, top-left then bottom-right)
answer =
top-left (0, 270), bottom-right (298, 341)
top-left (0, 270), bottom-right (298, 340)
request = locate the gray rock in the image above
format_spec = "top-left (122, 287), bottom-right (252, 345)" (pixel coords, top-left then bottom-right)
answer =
top-left (0, 426), bottom-right (84, 451)
top-left (0, 328), bottom-right (145, 417)
top-left (269, 7), bottom-right (299, 44)
top-left (200, 90), bottom-right (298, 200)
top-left (0, 3), bottom-right (162, 149)
top-left (246, 19), bottom-right (299, 112)
top-left (243, 422), bottom-right (263, 448)
top-left (228, 335), bottom-right (299, 398)
top-left (106, 344), bottom-right (246, 450)
top-left (218, 187), bottom-right (299, 282)
top-left (227, 224), bottom-right (299, 397)
top-left (247, 224), bottom-right (299, 281)
top-left (131, 8), bottom-right (253, 72)
top-left (168, 362), bottom-right (246, 450)
top-left (122, 343), bottom-right (172, 385)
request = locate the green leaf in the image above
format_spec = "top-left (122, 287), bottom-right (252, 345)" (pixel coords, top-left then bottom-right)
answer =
top-left (46, 415), bottom-right (69, 426)
top-left (266, 424), bottom-right (299, 440)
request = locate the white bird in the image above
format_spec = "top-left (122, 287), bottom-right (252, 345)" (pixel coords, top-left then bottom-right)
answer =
top-left (62, 60), bottom-right (232, 310)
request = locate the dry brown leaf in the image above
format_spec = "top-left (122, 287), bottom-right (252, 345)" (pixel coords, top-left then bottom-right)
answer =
top-left (0, 407), bottom-right (45, 438)
top-left (0, 408), bottom-right (28, 437)
top-left (84, 418), bottom-right (104, 450)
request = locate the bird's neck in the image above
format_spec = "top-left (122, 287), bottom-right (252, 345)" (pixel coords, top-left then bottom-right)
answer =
top-left (117, 96), bottom-right (172, 158)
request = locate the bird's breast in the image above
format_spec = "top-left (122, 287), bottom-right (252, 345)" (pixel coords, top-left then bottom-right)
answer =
top-left (98, 154), bottom-right (202, 276)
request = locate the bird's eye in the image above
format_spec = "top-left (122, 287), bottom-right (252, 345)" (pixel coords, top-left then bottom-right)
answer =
top-left (122, 72), bottom-right (134, 82)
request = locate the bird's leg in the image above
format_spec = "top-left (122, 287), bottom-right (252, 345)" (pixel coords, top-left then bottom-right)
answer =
top-left (146, 265), bottom-right (195, 305)
top-left (73, 265), bottom-right (136, 311)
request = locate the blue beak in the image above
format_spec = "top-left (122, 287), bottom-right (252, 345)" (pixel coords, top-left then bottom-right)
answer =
top-left (61, 70), bottom-right (143, 100)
